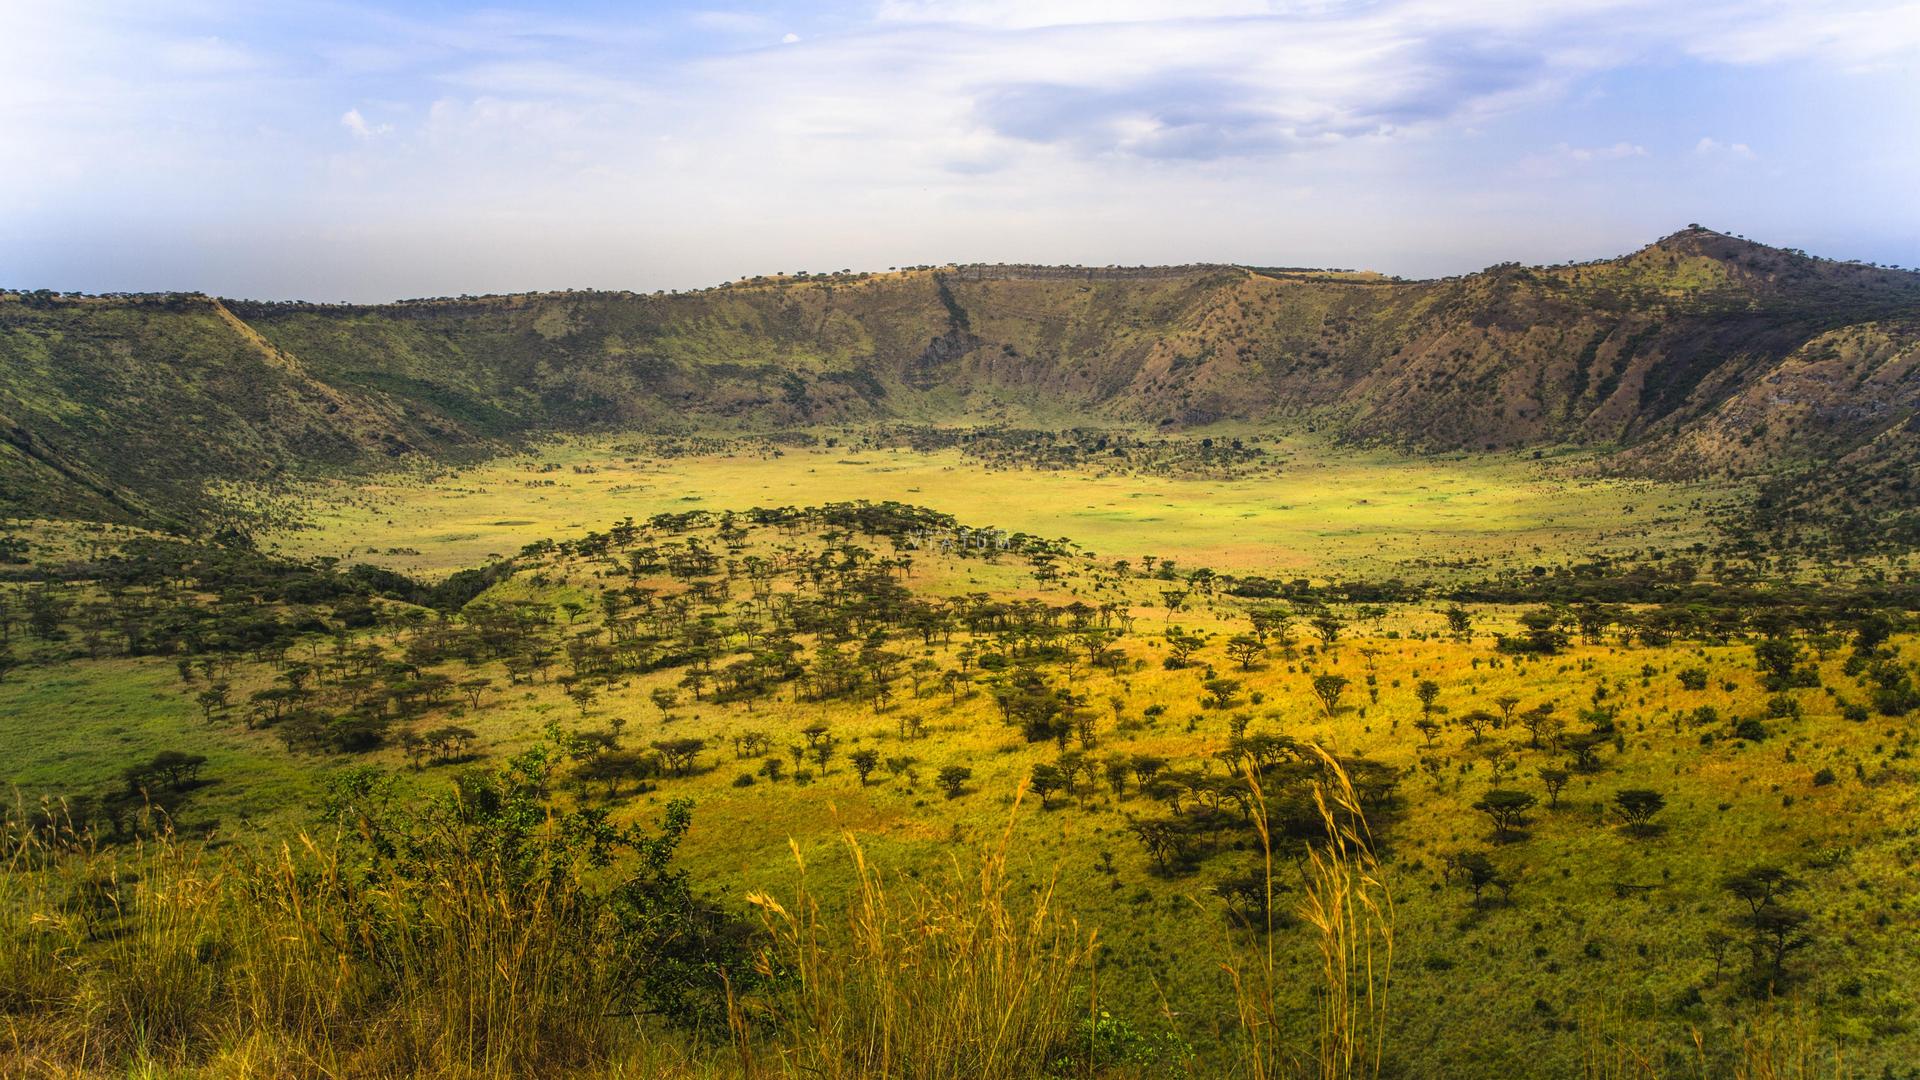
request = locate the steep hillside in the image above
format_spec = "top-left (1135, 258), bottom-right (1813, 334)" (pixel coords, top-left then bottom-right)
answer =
top-left (3, 227), bottom-right (1916, 533)
top-left (0, 294), bottom-right (472, 528)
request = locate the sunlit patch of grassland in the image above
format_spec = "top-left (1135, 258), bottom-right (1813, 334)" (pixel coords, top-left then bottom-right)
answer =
top-left (7, 445), bottom-right (1907, 1076)
top-left (247, 431), bottom-right (1736, 581)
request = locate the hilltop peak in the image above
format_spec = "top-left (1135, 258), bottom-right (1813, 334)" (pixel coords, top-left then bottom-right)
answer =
top-left (1613, 225), bottom-right (1920, 295)
top-left (1641, 225), bottom-right (1783, 261)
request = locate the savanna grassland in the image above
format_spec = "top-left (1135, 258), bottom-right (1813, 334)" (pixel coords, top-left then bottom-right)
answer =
top-left (5, 425), bottom-right (1918, 1080)
top-left (247, 430), bottom-right (1737, 579)
top-left (4, 226), bottom-right (1920, 1080)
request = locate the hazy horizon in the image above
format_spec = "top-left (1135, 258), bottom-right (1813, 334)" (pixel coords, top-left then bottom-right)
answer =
top-left (5, 223), bottom-right (1909, 305)
top-left (5, 1), bottom-right (1918, 302)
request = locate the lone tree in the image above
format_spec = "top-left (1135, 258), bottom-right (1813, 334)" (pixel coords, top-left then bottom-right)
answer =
top-left (1613, 788), bottom-right (1667, 834)
top-left (1414, 717), bottom-right (1443, 748)
top-left (1539, 767), bottom-right (1570, 808)
top-left (936, 764), bottom-right (972, 798)
top-left (195, 682), bottom-right (231, 724)
top-left (576, 748), bottom-right (648, 797)
top-left (126, 750), bottom-right (208, 792)
top-left (651, 737), bottom-right (706, 777)
top-left (1459, 709), bottom-right (1496, 743)
top-left (1722, 867), bottom-right (1813, 990)
top-left (1446, 850), bottom-right (1510, 905)
top-left (1165, 632), bottom-right (1203, 668)
top-left (1029, 763), bottom-right (1066, 808)
top-left (1519, 703), bottom-right (1560, 748)
top-left (1444, 607), bottom-right (1472, 637)
top-left (850, 748), bottom-right (880, 785)
top-left (1473, 788), bottom-right (1537, 841)
top-left (423, 724), bottom-right (478, 762)
top-left (1564, 730), bottom-right (1609, 772)
top-left (459, 678), bottom-right (492, 709)
top-left (651, 687), bottom-right (680, 721)
top-left (1493, 695), bottom-right (1520, 728)
top-left (1225, 634), bottom-right (1265, 670)
top-left (1129, 818), bottom-right (1186, 874)
top-left (1202, 677), bottom-right (1242, 710)
top-left (567, 683), bottom-right (598, 717)
top-left (1415, 679), bottom-right (1442, 719)
top-left (1311, 674), bottom-right (1349, 716)
top-left (1159, 588), bottom-right (1189, 621)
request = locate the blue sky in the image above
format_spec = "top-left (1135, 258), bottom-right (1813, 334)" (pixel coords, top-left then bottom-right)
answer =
top-left (3, 0), bottom-right (1917, 300)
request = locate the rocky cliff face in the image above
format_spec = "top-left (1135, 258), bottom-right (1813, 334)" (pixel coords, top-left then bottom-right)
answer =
top-left (3, 227), bottom-right (1916, 529)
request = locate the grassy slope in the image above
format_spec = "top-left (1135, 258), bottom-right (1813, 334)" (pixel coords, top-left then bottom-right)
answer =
top-left (0, 296), bottom-right (476, 525)
top-left (8, 542), bottom-right (1913, 1075)
top-left (6, 445), bottom-right (1912, 1075)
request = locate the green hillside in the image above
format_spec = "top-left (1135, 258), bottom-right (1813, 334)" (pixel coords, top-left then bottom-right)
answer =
top-left (4, 228), bottom-right (1917, 539)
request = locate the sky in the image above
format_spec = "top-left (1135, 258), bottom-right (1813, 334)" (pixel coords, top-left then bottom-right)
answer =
top-left (3, 0), bottom-right (1918, 301)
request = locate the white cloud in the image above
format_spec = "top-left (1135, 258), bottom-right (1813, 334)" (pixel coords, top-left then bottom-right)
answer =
top-left (1679, 0), bottom-right (1920, 67)
top-left (1694, 136), bottom-right (1757, 159)
top-left (340, 108), bottom-right (392, 138)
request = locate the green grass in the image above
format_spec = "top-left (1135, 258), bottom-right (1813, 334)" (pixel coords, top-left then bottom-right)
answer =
top-left (250, 431), bottom-right (1736, 580)
top-left (0, 658), bottom-right (321, 827)
top-left (5, 440), bottom-right (1911, 1077)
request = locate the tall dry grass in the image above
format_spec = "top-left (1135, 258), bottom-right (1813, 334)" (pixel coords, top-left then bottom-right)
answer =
top-left (4, 789), bottom-right (1097, 1080)
top-left (738, 784), bottom-right (1100, 1080)
top-left (0, 799), bottom-right (713, 1079)
top-left (1581, 1007), bottom-right (1850, 1080)
top-left (5, 776), bottom-right (1854, 1080)
top-left (1222, 747), bottom-right (1394, 1080)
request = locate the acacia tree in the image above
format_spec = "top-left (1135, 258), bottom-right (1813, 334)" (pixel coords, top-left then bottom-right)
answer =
top-left (1129, 818), bottom-right (1185, 874)
top-left (937, 764), bottom-right (972, 798)
top-left (1722, 867), bottom-right (1813, 990)
top-left (1473, 788), bottom-right (1536, 841)
top-left (1311, 674), bottom-right (1349, 716)
top-left (1202, 677), bottom-right (1242, 710)
top-left (651, 687), bottom-right (679, 721)
top-left (1165, 631), bottom-right (1203, 669)
top-left (1225, 634), bottom-right (1265, 670)
top-left (459, 678), bottom-right (492, 709)
top-left (651, 737), bottom-right (706, 777)
top-left (850, 748), bottom-right (880, 785)
top-left (577, 748), bottom-right (648, 797)
top-left (1539, 767), bottom-right (1570, 808)
top-left (1564, 730), bottom-right (1609, 772)
top-left (1160, 588), bottom-right (1189, 621)
top-left (1446, 850), bottom-right (1510, 905)
top-left (568, 684), bottom-right (598, 717)
top-left (1029, 763), bottom-right (1065, 808)
top-left (195, 682), bottom-right (231, 723)
top-left (1415, 679), bottom-right (1442, 719)
top-left (1493, 695), bottom-right (1521, 728)
top-left (1519, 703), bottom-right (1561, 748)
top-left (1613, 788), bottom-right (1667, 834)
